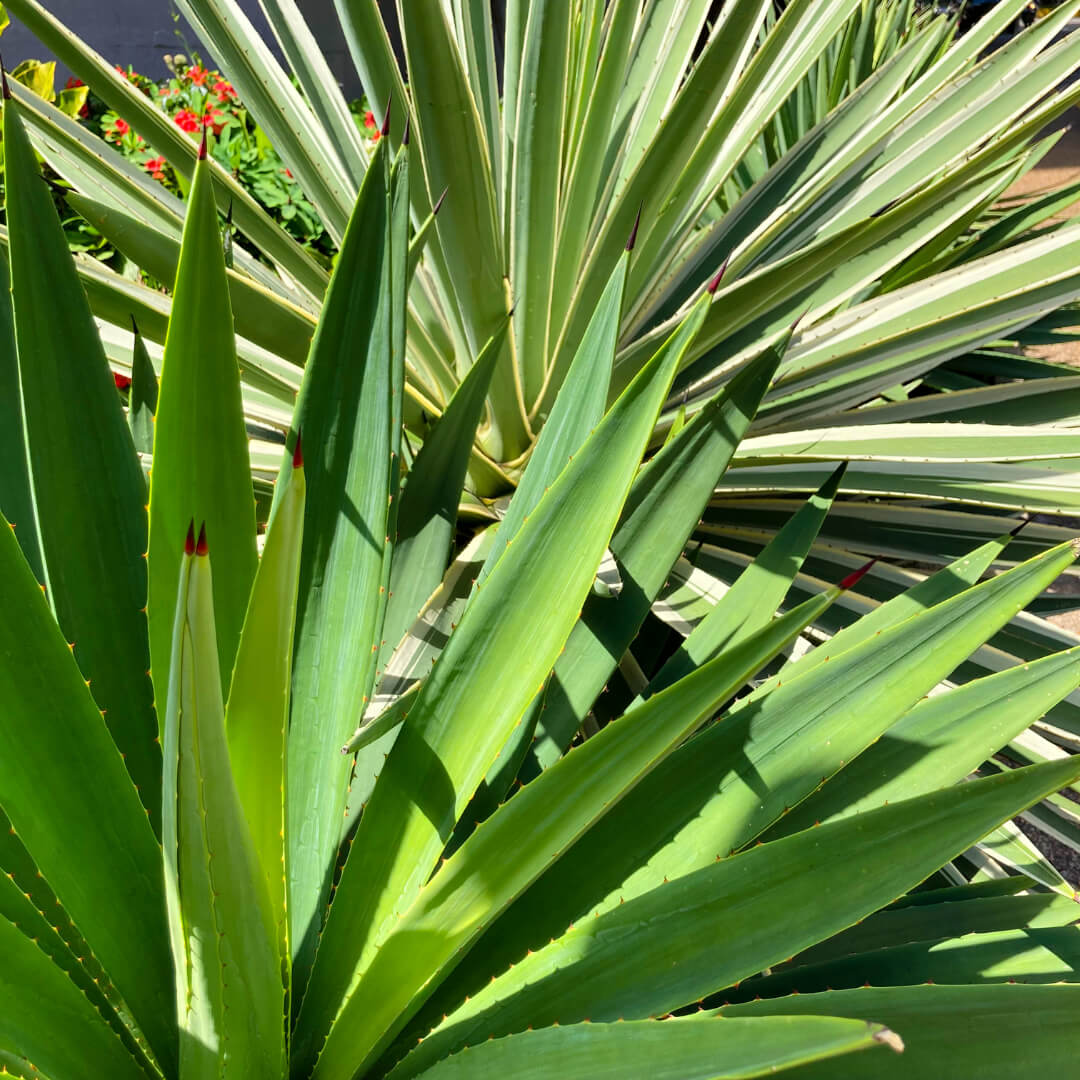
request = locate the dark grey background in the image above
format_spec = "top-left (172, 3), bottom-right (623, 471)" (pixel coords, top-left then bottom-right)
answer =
top-left (1, 0), bottom-right (392, 96)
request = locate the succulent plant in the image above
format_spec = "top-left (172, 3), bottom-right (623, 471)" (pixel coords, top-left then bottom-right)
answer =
top-left (2, 1), bottom-right (1080, 1078)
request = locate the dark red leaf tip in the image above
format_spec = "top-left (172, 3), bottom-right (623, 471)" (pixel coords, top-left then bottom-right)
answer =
top-left (1, 56), bottom-right (10, 101)
top-left (1009, 517), bottom-right (1029, 537)
top-left (707, 256), bottom-right (730, 295)
top-left (433, 186), bottom-right (448, 215)
top-left (627, 203), bottom-right (643, 252)
top-left (791, 307), bottom-right (811, 333)
top-left (196, 522), bottom-right (208, 557)
top-left (839, 558), bottom-right (877, 591)
top-left (402, 113), bottom-right (411, 146)
top-left (381, 92), bottom-right (392, 138)
top-left (293, 431), bottom-right (304, 470)
top-left (198, 126), bottom-right (208, 161)
top-left (130, 314), bottom-right (140, 336)
top-left (184, 519), bottom-right (196, 556)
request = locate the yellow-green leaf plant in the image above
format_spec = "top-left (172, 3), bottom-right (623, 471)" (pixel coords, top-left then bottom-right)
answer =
top-left (1, 7), bottom-right (1080, 1080)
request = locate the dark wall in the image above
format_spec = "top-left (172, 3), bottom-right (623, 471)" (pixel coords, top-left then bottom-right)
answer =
top-left (1, 0), bottom-right (383, 96)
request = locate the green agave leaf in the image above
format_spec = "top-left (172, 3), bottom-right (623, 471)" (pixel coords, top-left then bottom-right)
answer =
top-left (65, 191), bottom-right (316, 367)
top-left (0, 513), bottom-right (176, 1072)
top-left (407, 534), bottom-right (1066, 1040)
top-left (0, 234), bottom-right (41, 581)
top-left (315, 591), bottom-right (838, 1078)
top-left (770, 644), bottom-right (1080, 837)
top-left (394, 0), bottom-right (515, 454)
top-left (255, 0), bottom-right (370, 187)
top-left (3, 96), bottom-right (160, 827)
top-left (787, 890), bottom-right (1080, 974)
top-left (478, 249), bottom-right (629, 587)
top-left (294, 278), bottom-right (711, 1077)
top-left (397, 758), bottom-right (1080, 1076)
top-left (284, 137), bottom-right (396, 990)
top-left (161, 531), bottom-right (285, 1077)
top-left (730, 925), bottom-right (1080, 1002)
top-left (226, 450), bottom-right (306, 969)
top-left (528, 332), bottom-right (781, 772)
top-left (381, 321), bottom-right (509, 666)
top-left (512, 0), bottom-right (571, 405)
top-left (147, 148), bottom-right (257, 714)
top-left (127, 319), bottom-right (158, 457)
top-left (413, 1015), bottom-right (895, 1080)
top-left (719, 984), bottom-right (1080, 1078)
top-left (644, 463), bottom-right (846, 698)
top-left (0, 909), bottom-right (148, 1080)
top-left (0, 849), bottom-right (150, 1069)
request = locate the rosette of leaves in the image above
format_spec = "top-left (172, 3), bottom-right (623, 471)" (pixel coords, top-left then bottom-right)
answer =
top-left (2, 42), bottom-right (1080, 1078)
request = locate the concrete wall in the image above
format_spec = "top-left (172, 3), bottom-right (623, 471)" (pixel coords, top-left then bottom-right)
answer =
top-left (1, 0), bottom-right (384, 97)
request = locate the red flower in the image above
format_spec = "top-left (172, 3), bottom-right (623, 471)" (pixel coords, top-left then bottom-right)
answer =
top-left (282, 167), bottom-right (293, 179)
top-left (363, 110), bottom-right (376, 130)
top-left (64, 77), bottom-right (84, 90)
top-left (111, 118), bottom-right (130, 137)
top-left (144, 156), bottom-right (167, 181)
top-left (173, 109), bottom-right (200, 133)
top-left (114, 371), bottom-right (132, 391)
top-left (213, 79), bottom-right (235, 102)
top-left (188, 66), bottom-right (209, 87)
top-left (79, 104), bottom-right (90, 119)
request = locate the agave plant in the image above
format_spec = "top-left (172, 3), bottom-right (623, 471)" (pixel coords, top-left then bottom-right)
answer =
top-left (3, 4), bottom-right (1080, 1069)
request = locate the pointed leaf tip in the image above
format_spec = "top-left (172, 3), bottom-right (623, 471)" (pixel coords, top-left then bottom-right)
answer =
top-left (292, 432), bottom-right (304, 470)
top-left (381, 92), bottom-right (392, 137)
top-left (627, 203), bottom-right (643, 252)
top-left (839, 558), bottom-right (877, 590)
top-left (130, 314), bottom-right (140, 336)
top-left (791, 308), bottom-right (812, 332)
top-left (184, 520), bottom-right (196, 556)
top-left (1, 57), bottom-right (10, 101)
top-left (195, 522), bottom-right (208, 557)
top-left (707, 257), bottom-right (730, 295)
top-left (1009, 517), bottom-right (1029, 537)
top-left (198, 127), bottom-right (208, 160)
top-left (434, 187), bottom-right (448, 215)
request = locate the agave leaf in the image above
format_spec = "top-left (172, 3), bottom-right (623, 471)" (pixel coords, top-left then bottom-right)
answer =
top-left (254, 0), bottom-right (370, 186)
top-left (226, 451), bottom-right (306, 968)
top-left (409, 538), bottom-right (1072, 1037)
top-left (65, 190), bottom-right (316, 367)
top-left (770, 645), bottom-right (1080, 838)
top-left (398, 758), bottom-right (1080, 1076)
top-left (528, 333), bottom-right (781, 773)
top-left (283, 137), bottom-right (397, 990)
top-left (127, 320), bottom-right (158, 456)
top-left (733, 925), bottom-right (1080, 1003)
top-left (382, 321), bottom-right (509, 666)
top-left (0, 238), bottom-right (41, 580)
top-left (293, 276), bottom-right (712, 1076)
top-left (644, 463), bottom-right (846, 698)
top-left (394, 0), bottom-right (515, 453)
top-left (413, 1015), bottom-right (895, 1080)
top-left (719, 984), bottom-right (1080, 1078)
top-left (478, 248), bottom-right (629, 587)
top-left (146, 149), bottom-right (257, 713)
top-left (161, 530), bottom-right (285, 1077)
top-left (0, 514), bottom-right (176, 1072)
top-left (315, 592), bottom-right (838, 1077)
top-left (3, 95), bottom-right (160, 826)
top-left (0, 906), bottom-right (149, 1080)
top-left (512, 0), bottom-right (571, 405)
top-left (8, 79), bottom-right (300, 303)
